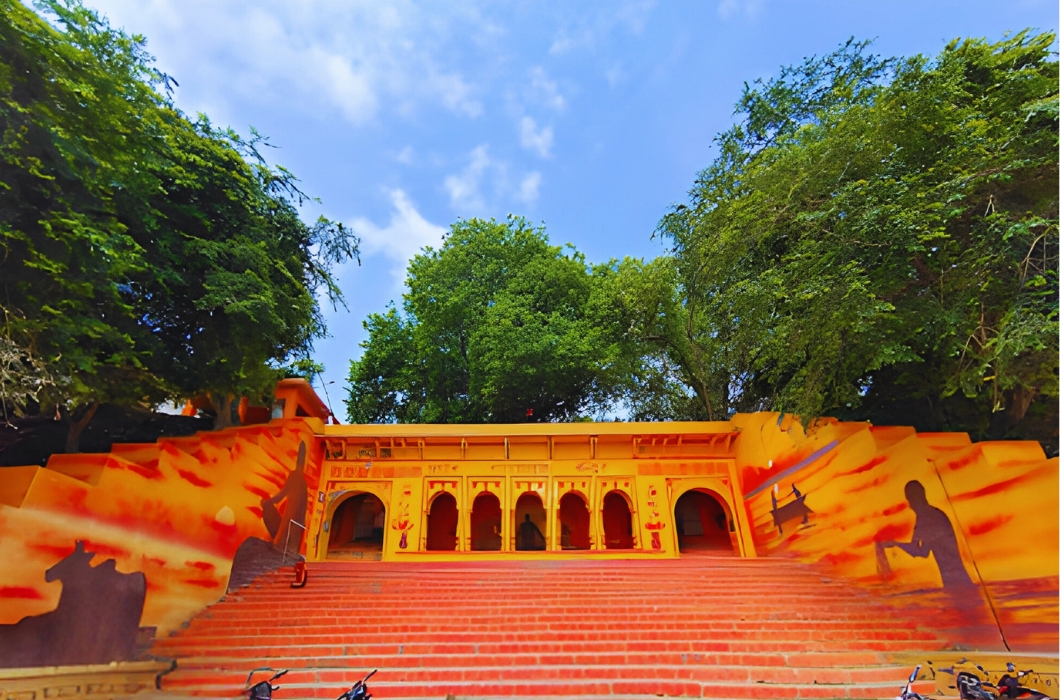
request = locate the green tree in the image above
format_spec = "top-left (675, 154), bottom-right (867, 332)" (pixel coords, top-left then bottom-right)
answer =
top-left (654, 33), bottom-right (1058, 443)
top-left (347, 217), bottom-right (632, 423)
top-left (0, 0), bottom-right (358, 444)
top-left (123, 116), bottom-right (358, 429)
top-left (1, 0), bottom-right (172, 448)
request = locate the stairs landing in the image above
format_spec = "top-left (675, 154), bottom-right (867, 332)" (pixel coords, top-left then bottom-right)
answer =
top-left (151, 557), bottom-right (944, 699)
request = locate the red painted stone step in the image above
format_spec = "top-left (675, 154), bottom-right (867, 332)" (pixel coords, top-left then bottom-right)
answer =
top-left (150, 557), bottom-right (946, 699)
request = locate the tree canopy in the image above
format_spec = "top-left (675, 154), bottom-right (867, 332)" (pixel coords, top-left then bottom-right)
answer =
top-left (0, 0), bottom-right (358, 445)
top-left (347, 217), bottom-right (637, 423)
top-left (648, 32), bottom-right (1057, 441)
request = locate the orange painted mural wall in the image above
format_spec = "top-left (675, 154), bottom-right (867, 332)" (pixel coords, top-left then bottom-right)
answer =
top-left (0, 418), bottom-right (323, 636)
top-left (0, 396), bottom-right (1055, 665)
top-left (732, 412), bottom-right (1059, 653)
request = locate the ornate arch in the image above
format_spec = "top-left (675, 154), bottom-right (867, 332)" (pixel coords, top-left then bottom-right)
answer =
top-left (324, 484), bottom-right (391, 554)
top-left (667, 478), bottom-right (750, 557)
top-left (600, 487), bottom-right (638, 549)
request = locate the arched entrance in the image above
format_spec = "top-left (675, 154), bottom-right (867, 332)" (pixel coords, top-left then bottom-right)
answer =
top-left (601, 491), bottom-right (634, 549)
top-left (470, 492), bottom-right (502, 551)
top-left (673, 489), bottom-right (734, 553)
top-left (558, 492), bottom-right (590, 550)
top-left (426, 492), bottom-right (459, 551)
top-left (327, 493), bottom-right (385, 558)
top-left (514, 492), bottom-right (546, 551)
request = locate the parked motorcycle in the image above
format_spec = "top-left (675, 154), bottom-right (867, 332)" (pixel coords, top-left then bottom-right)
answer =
top-left (997, 663), bottom-right (1053, 699)
top-left (896, 665), bottom-right (926, 700)
top-left (336, 669), bottom-right (376, 700)
top-left (244, 667), bottom-right (377, 700)
top-left (957, 663), bottom-right (1054, 700)
top-left (244, 668), bottom-right (288, 700)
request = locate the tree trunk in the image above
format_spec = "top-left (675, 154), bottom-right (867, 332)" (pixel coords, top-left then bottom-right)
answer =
top-left (1006, 385), bottom-right (1037, 424)
top-left (210, 392), bottom-right (240, 431)
top-left (65, 401), bottom-right (100, 453)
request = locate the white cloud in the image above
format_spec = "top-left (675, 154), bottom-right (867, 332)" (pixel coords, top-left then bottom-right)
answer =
top-left (528, 67), bottom-right (566, 112)
top-left (88, 0), bottom-right (486, 126)
top-left (547, 1), bottom-right (657, 55)
top-left (351, 189), bottom-right (447, 283)
top-left (444, 145), bottom-right (493, 212)
top-left (517, 172), bottom-right (542, 205)
top-left (395, 146), bottom-right (414, 164)
top-left (548, 35), bottom-right (576, 56)
top-left (718, 0), bottom-right (764, 20)
top-left (614, 0), bottom-right (657, 33)
top-left (427, 70), bottom-right (483, 118)
top-left (442, 145), bottom-right (542, 212)
top-left (519, 117), bottom-right (553, 158)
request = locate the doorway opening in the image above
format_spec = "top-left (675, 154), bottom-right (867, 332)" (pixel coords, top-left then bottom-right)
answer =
top-left (601, 491), bottom-right (634, 549)
top-left (327, 493), bottom-right (385, 559)
top-left (514, 492), bottom-right (547, 551)
top-left (673, 489), bottom-right (734, 553)
top-left (558, 492), bottom-right (590, 550)
top-left (470, 492), bottom-right (502, 551)
top-left (426, 492), bottom-right (459, 551)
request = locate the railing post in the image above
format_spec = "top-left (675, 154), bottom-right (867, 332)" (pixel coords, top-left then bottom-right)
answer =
top-left (282, 520), bottom-right (307, 566)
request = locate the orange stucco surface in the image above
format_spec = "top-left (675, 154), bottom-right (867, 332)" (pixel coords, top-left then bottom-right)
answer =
top-left (0, 380), bottom-right (1055, 654)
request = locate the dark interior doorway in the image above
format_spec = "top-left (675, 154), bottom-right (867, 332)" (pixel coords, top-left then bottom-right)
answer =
top-left (327, 493), bottom-right (385, 558)
top-left (470, 492), bottom-right (502, 551)
top-left (514, 492), bottom-right (547, 550)
top-left (426, 492), bottom-right (459, 551)
top-left (674, 489), bottom-right (733, 553)
top-left (558, 492), bottom-right (590, 550)
top-left (602, 491), bottom-right (634, 549)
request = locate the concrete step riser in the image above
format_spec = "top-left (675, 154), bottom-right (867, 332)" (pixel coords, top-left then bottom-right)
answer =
top-left (154, 559), bottom-right (942, 698)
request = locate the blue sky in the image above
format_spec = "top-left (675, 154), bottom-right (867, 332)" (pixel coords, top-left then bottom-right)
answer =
top-left (86, 0), bottom-right (1058, 411)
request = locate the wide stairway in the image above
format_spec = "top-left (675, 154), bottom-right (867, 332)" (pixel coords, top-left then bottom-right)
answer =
top-left (152, 556), bottom-right (943, 699)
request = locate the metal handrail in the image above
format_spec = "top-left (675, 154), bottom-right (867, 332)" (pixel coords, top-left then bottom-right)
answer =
top-left (281, 520), bottom-right (307, 566)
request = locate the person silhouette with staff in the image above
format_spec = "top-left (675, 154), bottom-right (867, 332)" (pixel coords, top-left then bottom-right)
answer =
top-left (877, 480), bottom-right (974, 590)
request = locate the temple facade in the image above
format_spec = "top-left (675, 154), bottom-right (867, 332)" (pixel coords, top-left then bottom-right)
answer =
top-left (1, 379), bottom-right (1055, 663)
top-left (308, 421), bottom-right (752, 562)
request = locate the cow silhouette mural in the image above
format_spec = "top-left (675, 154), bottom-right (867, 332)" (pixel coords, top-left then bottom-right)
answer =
top-left (0, 541), bottom-right (147, 667)
top-left (771, 483), bottom-right (813, 535)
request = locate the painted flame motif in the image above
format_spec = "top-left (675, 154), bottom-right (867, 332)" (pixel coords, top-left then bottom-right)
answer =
top-left (0, 422), bottom-right (321, 635)
top-left (733, 411), bottom-right (1058, 652)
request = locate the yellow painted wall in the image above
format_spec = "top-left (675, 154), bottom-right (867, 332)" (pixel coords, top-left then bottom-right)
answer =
top-left (0, 389), bottom-right (1054, 659)
top-left (311, 423), bottom-right (747, 561)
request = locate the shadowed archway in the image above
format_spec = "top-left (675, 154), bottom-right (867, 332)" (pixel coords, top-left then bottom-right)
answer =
top-left (674, 489), bottom-right (733, 553)
top-left (470, 492), bottom-right (502, 551)
top-left (559, 492), bottom-right (590, 550)
top-left (327, 493), bottom-right (385, 558)
top-left (514, 493), bottom-right (546, 551)
top-left (602, 491), bottom-right (634, 549)
top-left (426, 492), bottom-right (459, 551)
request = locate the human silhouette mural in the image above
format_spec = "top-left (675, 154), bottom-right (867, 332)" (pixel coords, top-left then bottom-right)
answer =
top-left (876, 480), bottom-right (975, 590)
top-left (262, 440), bottom-right (310, 552)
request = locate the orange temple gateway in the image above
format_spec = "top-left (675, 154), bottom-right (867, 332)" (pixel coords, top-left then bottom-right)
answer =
top-left (0, 379), bottom-right (1056, 698)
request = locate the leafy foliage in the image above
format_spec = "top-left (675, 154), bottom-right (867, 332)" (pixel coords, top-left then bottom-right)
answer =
top-left (654, 33), bottom-right (1058, 437)
top-left (0, 0), bottom-right (358, 441)
top-left (347, 217), bottom-right (633, 423)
